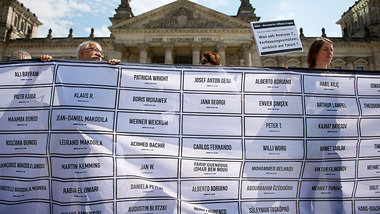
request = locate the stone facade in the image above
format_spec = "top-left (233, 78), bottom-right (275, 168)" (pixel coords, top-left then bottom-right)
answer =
top-left (337, 0), bottom-right (380, 38)
top-left (0, 0), bottom-right (379, 71)
top-left (0, 0), bottom-right (41, 41)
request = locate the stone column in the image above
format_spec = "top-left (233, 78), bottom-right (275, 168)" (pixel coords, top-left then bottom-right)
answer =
top-left (138, 43), bottom-right (149, 63)
top-left (164, 43), bottom-right (174, 64)
top-left (251, 41), bottom-right (261, 67)
top-left (369, 56), bottom-right (376, 71)
top-left (217, 43), bottom-right (227, 66)
top-left (346, 56), bottom-right (355, 70)
top-left (370, 41), bottom-right (380, 70)
top-left (277, 56), bottom-right (286, 67)
top-left (242, 43), bottom-right (252, 67)
top-left (192, 44), bottom-right (201, 65)
top-left (123, 50), bottom-right (130, 62)
top-left (112, 43), bottom-right (124, 60)
top-left (301, 56), bottom-right (308, 68)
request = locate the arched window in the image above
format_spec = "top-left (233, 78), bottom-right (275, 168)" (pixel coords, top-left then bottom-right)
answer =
top-left (20, 21), bottom-right (25, 32)
top-left (13, 16), bottom-right (19, 28)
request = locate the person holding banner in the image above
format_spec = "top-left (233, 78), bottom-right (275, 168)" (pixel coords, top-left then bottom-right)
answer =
top-left (77, 41), bottom-right (120, 64)
top-left (200, 51), bottom-right (221, 66)
top-left (9, 50), bottom-right (32, 60)
top-left (307, 37), bottom-right (334, 69)
top-left (35, 41), bottom-right (120, 64)
top-left (10, 50), bottom-right (53, 62)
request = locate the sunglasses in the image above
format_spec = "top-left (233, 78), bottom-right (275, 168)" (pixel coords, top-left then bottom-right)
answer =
top-left (85, 47), bottom-right (104, 57)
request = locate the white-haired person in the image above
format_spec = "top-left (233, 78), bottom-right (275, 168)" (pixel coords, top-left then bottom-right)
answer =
top-left (76, 41), bottom-right (120, 64)
top-left (10, 50), bottom-right (52, 62)
top-left (10, 50), bottom-right (32, 60)
top-left (38, 41), bottom-right (120, 64)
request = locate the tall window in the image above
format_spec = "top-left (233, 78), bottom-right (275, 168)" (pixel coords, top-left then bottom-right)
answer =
top-left (13, 16), bottom-right (19, 28)
top-left (20, 21), bottom-right (25, 32)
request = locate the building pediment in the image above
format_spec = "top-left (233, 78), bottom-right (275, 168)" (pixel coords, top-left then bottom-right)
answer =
top-left (143, 7), bottom-right (231, 29)
top-left (109, 0), bottom-right (250, 31)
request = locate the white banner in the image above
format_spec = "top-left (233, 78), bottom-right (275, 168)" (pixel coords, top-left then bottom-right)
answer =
top-left (0, 60), bottom-right (379, 213)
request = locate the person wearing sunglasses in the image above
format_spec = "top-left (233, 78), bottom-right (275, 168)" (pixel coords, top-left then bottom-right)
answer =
top-left (200, 51), bottom-right (221, 66)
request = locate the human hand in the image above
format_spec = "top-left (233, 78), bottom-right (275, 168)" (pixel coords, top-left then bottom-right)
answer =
top-left (108, 59), bottom-right (121, 65)
top-left (40, 55), bottom-right (52, 62)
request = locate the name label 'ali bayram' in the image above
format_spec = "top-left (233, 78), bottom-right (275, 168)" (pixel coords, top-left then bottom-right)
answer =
top-left (0, 65), bottom-right (54, 85)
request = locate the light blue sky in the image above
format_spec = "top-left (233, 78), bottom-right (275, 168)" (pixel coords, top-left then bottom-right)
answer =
top-left (18, 0), bottom-right (357, 38)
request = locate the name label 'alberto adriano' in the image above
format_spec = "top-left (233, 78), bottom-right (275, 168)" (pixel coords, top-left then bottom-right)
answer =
top-left (255, 78), bottom-right (292, 85)
top-left (192, 185), bottom-right (229, 192)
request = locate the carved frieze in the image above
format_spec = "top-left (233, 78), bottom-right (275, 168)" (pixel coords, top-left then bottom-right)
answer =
top-left (143, 7), bottom-right (230, 29)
